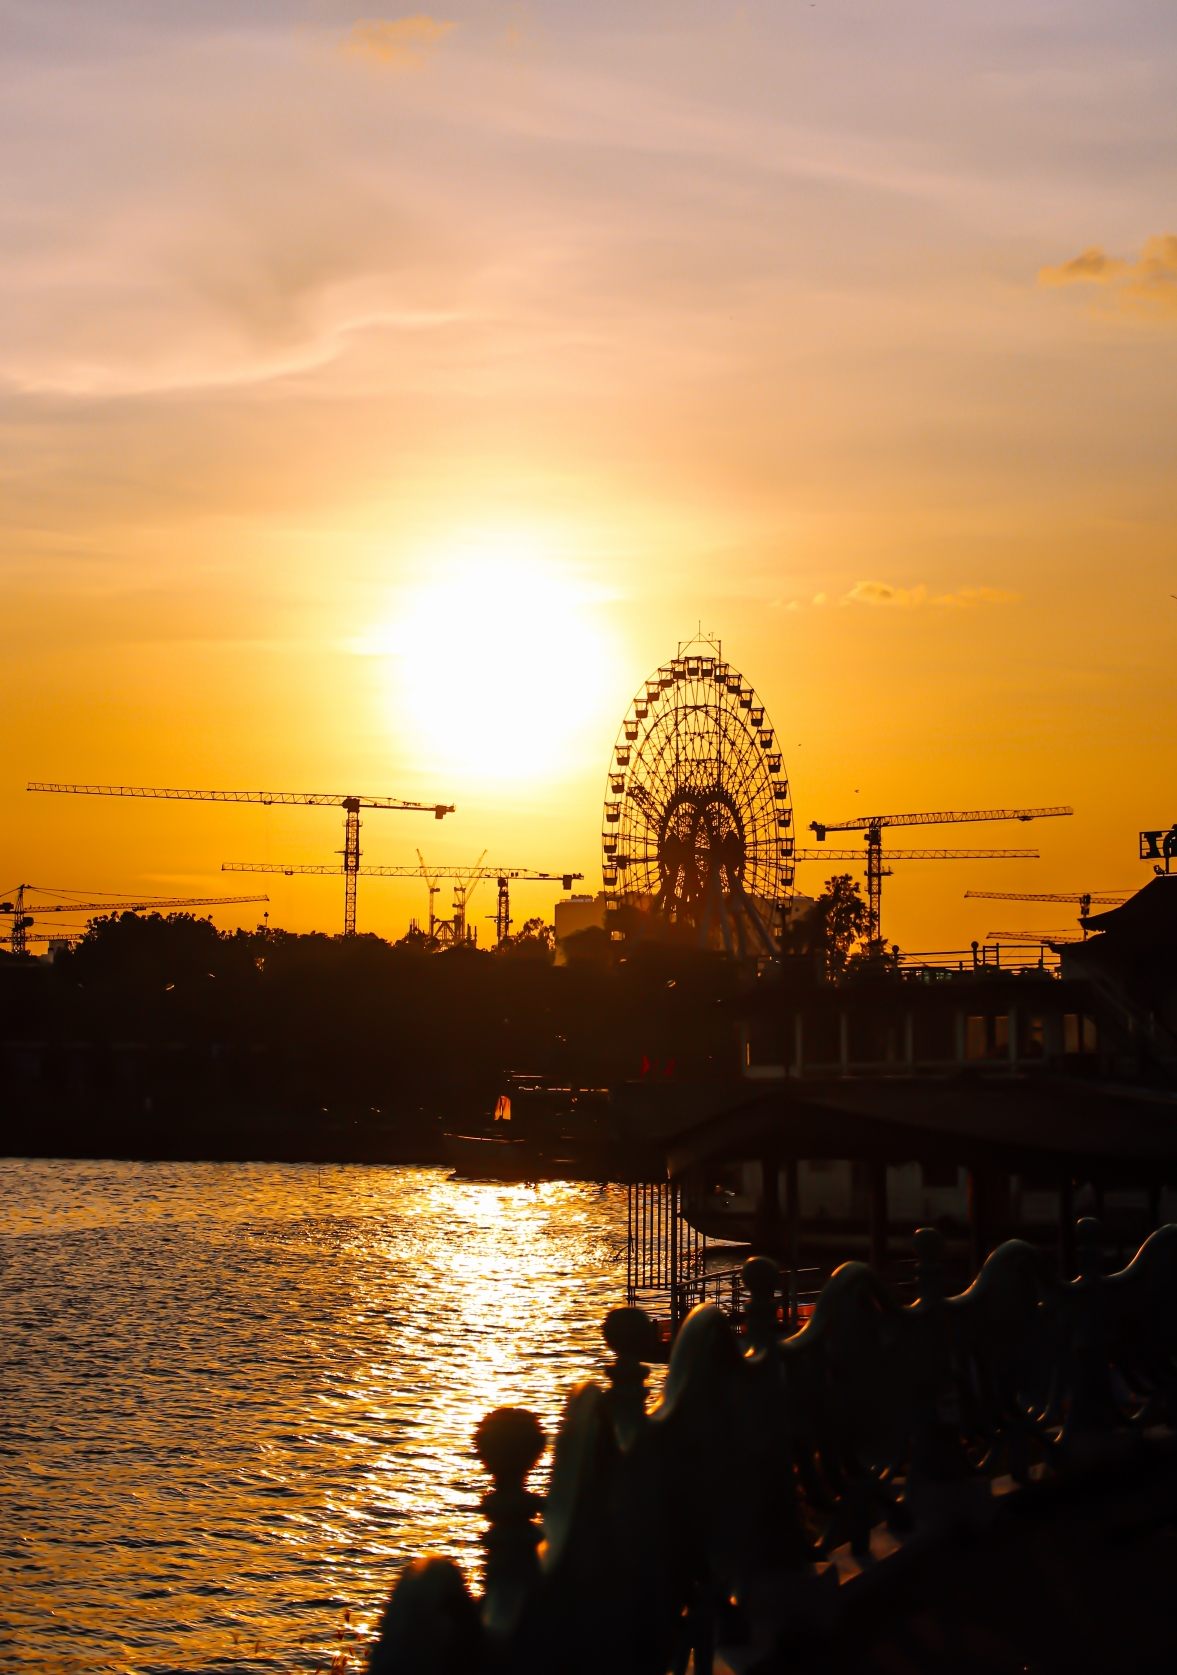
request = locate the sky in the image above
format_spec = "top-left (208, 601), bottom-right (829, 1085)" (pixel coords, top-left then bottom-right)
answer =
top-left (2, 0), bottom-right (1174, 950)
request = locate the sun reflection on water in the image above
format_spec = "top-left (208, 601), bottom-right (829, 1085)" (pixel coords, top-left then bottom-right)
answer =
top-left (0, 1161), bottom-right (628, 1673)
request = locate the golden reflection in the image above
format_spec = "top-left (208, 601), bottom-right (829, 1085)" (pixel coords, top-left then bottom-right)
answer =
top-left (0, 1159), bottom-right (627, 1673)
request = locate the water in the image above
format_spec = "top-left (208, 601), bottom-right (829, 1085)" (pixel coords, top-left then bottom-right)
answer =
top-left (0, 1159), bottom-right (630, 1673)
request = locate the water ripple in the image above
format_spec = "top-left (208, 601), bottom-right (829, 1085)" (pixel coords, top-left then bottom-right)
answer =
top-left (0, 1159), bottom-right (629, 1673)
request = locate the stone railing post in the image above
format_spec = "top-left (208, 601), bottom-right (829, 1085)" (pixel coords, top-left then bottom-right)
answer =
top-left (741, 1255), bottom-right (783, 1352)
top-left (905, 1227), bottom-right (970, 1502)
top-left (473, 1406), bottom-right (546, 1641)
top-left (602, 1305), bottom-right (659, 1451)
top-left (1063, 1217), bottom-right (1120, 1449)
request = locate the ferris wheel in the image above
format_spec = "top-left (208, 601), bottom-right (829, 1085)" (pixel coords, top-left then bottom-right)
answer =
top-left (601, 637), bottom-right (794, 953)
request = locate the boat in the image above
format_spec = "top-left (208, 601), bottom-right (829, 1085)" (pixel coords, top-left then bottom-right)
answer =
top-left (443, 1077), bottom-right (653, 1182)
top-left (442, 1131), bottom-right (533, 1181)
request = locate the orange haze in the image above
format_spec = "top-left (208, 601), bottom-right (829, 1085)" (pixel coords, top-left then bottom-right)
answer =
top-left (2, 3), bottom-right (1174, 951)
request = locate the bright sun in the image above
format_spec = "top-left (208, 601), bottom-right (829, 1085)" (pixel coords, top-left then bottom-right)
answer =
top-left (361, 537), bottom-right (620, 785)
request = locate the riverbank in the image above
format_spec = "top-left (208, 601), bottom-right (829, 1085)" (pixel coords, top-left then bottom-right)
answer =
top-left (0, 1099), bottom-right (449, 1165)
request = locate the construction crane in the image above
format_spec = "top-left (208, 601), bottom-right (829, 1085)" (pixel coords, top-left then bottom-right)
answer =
top-left (0, 884), bottom-right (269, 957)
top-left (965, 888), bottom-right (1131, 918)
top-left (802, 803), bottom-right (1073, 947)
top-left (28, 782), bottom-right (455, 937)
top-left (415, 853), bottom-right (444, 942)
top-left (221, 854), bottom-right (584, 944)
top-left (416, 851), bottom-right (489, 944)
top-left (487, 867), bottom-right (584, 942)
top-left (965, 886), bottom-right (1134, 943)
top-left (984, 929), bottom-right (1083, 945)
top-left (219, 850), bottom-right (490, 943)
top-left (401, 857), bottom-right (583, 944)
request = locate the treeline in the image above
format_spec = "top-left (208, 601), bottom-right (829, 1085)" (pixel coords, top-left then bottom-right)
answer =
top-left (0, 911), bottom-right (747, 1161)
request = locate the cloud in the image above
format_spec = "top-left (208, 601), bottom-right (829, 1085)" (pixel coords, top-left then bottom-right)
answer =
top-left (344, 16), bottom-right (456, 70)
top-left (845, 581), bottom-right (1018, 608)
top-left (847, 580), bottom-right (926, 607)
top-left (1039, 235), bottom-right (1177, 321)
top-left (1038, 247), bottom-right (1126, 287)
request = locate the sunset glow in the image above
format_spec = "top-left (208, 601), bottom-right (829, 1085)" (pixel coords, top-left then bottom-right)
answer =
top-left (3, 3), bottom-right (1174, 948)
top-left (355, 538), bottom-right (620, 784)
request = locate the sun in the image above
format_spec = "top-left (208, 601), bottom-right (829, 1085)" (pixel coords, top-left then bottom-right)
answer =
top-left (360, 535), bottom-right (620, 786)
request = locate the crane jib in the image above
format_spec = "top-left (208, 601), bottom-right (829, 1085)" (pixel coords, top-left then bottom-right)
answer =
top-left (809, 804), bottom-right (1073, 835)
top-left (28, 782), bottom-right (454, 815)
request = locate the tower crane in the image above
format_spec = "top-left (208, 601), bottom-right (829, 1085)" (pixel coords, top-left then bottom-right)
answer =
top-left (0, 884), bottom-right (269, 957)
top-left (221, 855), bottom-right (584, 943)
top-left (486, 867), bottom-right (584, 942)
top-left (965, 887), bottom-right (1134, 943)
top-left (219, 851), bottom-right (489, 943)
top-left (418, 851), bottom-right (489, 943)
top-left (416, 853), bottom-right (443, 941)
top-left (964, 888), bottom-right (1131, 919)
top-left (28, 782), bottom-right (455, 937)
top-left (801, 803), bottom-right (1073, 947)
top-left (983, 928), bottom-right (1083, 945)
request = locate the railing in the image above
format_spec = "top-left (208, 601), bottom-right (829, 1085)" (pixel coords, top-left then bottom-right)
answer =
top-left (675, 1262), bottom-right (826, 1328)
top-left (370, 1217), bottom-right (1177, 1675)
top-left (896, 945), bottom-right (1062, 975)
top-left (626, 1179), bottom-right (709, 1330)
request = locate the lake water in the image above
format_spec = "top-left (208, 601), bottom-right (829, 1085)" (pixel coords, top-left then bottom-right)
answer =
top-left (0, 1159), bottom-right (630, 1673)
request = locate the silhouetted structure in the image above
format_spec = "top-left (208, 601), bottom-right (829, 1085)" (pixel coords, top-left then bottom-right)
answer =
top-left (370, 1222), bottom-right (1177, 1675)
top-left (803, 804), bottom-right (1072, 948)
top-left (27, 781), bottom-right (455, 935)
top-left (602, 637), bottom-right (792, 958)
top-left (0, 910), bottom-right (742, 1163)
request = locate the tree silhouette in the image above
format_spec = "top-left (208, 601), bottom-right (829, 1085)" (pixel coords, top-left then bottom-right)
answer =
top-left (780, 874), bottom-right (868, 975)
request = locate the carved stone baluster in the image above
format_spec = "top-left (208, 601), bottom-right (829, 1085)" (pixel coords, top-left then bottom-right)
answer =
top-left (473, 1406), bottom-right (546, 1642)
top-left (741, 1255), bottom-right (782, 1352)
top-left (1064, 1216), bottom-right (1120, 1449)
top-left (905, 1227), bottom-right (971, 1507)
top-left (368, 1557), bottom-right (483, 1675)
top-left (602, 1305), bottom-right (658, 1451)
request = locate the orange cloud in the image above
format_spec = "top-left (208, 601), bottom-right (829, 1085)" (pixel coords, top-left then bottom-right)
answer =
top-left (344, 15), bottom-right (456, 70)
top-left (1039, 234), bottom-right (1177, 320)
top-left (846, 580), bottom-right (926, 606)
top-left (1038, 247), bottom-right (1126, 286)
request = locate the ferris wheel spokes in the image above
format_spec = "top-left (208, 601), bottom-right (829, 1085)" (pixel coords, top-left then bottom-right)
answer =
top-left (600, 639), bottom-right (791, 953)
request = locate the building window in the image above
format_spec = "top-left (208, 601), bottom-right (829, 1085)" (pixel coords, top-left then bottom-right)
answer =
top-left (994, 1015), bottom-right (1010, 1053)
top-left (1082, 1015), bottom-right (1098, 1053)
top-left (966, 1016), bottom-right (987, 1059)
top-left (1064, 1013), bottom-right (1080, 1054)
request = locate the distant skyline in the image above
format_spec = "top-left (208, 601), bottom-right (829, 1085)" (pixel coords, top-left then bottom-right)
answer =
top-left (2, 2), bottom-right (1174, 949)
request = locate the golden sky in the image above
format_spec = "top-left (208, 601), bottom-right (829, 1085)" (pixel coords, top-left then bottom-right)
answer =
top-left (2, 1), bottom-right (1174, 950)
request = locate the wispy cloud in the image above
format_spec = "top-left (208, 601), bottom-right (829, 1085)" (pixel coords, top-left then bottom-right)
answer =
top-left (845, 581), bottom-right (1018, 608)
top-left (846, 580), bottom-right (926, 606)
top-left (1039, 234), bottom-right (1177, 321)
top-left (343, 16), bottom-right (456, 71)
